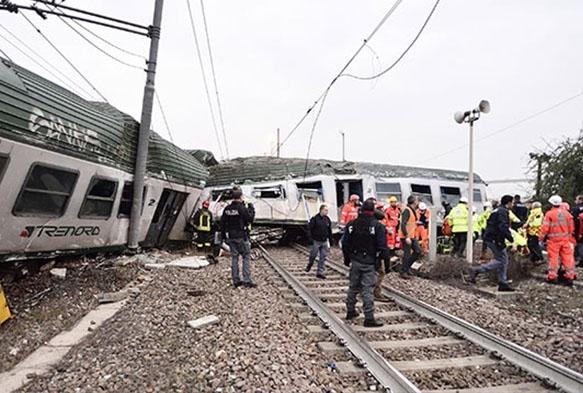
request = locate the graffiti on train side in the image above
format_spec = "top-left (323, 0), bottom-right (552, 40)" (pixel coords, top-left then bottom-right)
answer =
top-left (20, 225), bottom-right (101, 238)
top-left (28, 107), bottom-right (101, 153)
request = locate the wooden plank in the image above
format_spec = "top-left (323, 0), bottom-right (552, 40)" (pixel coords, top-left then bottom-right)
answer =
top-left (352, 322), bottom-right (428, 332)
top-left (370, 336), bottom-right (464, 349)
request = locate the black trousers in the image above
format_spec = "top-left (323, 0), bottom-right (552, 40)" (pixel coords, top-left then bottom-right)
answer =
top-left (453, 232), bottom-right (467, 257)
top-left (527, 234), bottom-right (543, 262)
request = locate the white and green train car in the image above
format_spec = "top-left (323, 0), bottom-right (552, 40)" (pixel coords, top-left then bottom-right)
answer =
top-left (199, 156), bottom-right (488, 237)
top-left (0, 59), bottom-right (208, 262)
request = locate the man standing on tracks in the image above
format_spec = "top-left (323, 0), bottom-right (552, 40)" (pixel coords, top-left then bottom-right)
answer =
top-left (469, 195), bottom-right (516, 292)
top-left (399, 195), bottom-right (421, 279)
top-left (305, 204), bottom-right (333, 279)
top-left (343, 198), bottom-right (390, 327)
top-left (221, 186), bottom-right (256, 288)
top-left (540, 195), bottom-right (576, 286)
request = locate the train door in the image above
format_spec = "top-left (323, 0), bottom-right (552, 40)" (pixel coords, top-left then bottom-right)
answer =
top-left (295, 181), bottom-right (323, 221)
top-left (335, 180), bottom-right (363, 208)
top-left (143, 189), bottom-right (189, 248)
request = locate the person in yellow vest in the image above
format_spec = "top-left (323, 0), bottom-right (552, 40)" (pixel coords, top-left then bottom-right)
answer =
top-left (399, 195), bottom-right (421, 279)
top-left (192, 200), bottom-right (213, 254)
top-left (472, 206), bottom-right (481, 242)
top-left (525, 201), bottom-right (544, 264)
top-left (447, 197), bottom-right (469, 258)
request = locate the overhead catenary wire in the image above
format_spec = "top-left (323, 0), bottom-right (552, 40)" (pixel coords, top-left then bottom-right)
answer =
top-left (0, 26), bottom-right (95, 98)
top-left (20, 12), bottom-right (108, 102)
top-left (185, 0), bottom-right (224, 160)
top-left (340, 0), bottom-right (441, 81)
top-left (47, 4), bottom-right (145, 71)
top-left (415, 90), bottom-right (583, 166)
top-left (199, 0), bottom-right (229, 159)
top-left (303, 88), bottom-right (331, 179)
top-left (279, 0), bottom-right (405, 150)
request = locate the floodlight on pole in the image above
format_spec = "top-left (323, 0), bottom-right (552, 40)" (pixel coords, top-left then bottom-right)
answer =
top-left (453, 99), bottom-right (490, 264)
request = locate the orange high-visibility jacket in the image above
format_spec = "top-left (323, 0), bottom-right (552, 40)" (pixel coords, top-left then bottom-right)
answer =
top-left (539, 207), bottom-right (574, 242)
top-left (398, 205), bottom-right (418, 239)
top-left (339, 203), bottom-right (359, 227)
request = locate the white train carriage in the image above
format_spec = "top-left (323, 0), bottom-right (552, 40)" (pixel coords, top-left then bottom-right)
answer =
top-left (199, 157), bottom-right (487, 235)
top-left (0, 59), bottom-right (208, 262)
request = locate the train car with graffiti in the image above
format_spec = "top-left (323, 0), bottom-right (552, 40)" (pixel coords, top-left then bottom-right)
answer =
top-left (0, 58), bottom-right (208, 262)
top-left (197, 156), bottom-right (488, 239)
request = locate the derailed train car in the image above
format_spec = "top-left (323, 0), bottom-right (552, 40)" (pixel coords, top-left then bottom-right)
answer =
top-left (198, 156), bottom-right (488, 238)
top-left (0, 58), bottom-right (208, 262)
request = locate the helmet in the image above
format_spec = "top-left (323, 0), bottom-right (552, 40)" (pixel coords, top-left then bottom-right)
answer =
top-left (459, 197), bottom-right (468, 204)
top-left (532, 201), bottom-right (542, 208)
top-left (483, 201), bottom-right (492, 209)
top-left (548, 195), bottom-right (562, 206)
top-left (349, 194), bottom-right (359, 202)
top-left (560, 202), bottom-right (570, 211)
top-left (418, 202), bottom-right (427, 210)
top-left (202, 200), bottom-right (210, 208)
top-left (472, 205), bottom-right (477, 213)
top-left (389, 196), bottom-right (398, 202)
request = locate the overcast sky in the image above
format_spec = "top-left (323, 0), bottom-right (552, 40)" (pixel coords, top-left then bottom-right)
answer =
top-left (1, 1), bottom-right (582, 199)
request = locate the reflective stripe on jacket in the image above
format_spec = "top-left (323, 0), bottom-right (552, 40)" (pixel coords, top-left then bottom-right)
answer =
top-left (448, 204), bottom-right (468, 233)
top-left (539, 207), bottom-right (575, 242)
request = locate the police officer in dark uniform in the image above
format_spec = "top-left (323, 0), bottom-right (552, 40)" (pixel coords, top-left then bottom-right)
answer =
top-left (220, 187), bottom-right (256, 288)
top-left (342, 198), bottom-right (391, 327)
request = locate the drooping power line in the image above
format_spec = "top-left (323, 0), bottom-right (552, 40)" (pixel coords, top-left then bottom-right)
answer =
top-left (279, 0), bottom-right (406, 150)
top-left (199, 0), bottom-right (229, 159)
top-left (185, 0), bottom-right (224, 160)
top-left (340, 0), bottom-right (441, 81)
top-left (20, 12), bottom-right (108, 102)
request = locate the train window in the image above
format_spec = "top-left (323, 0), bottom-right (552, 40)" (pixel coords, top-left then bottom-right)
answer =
top-left (118, 182), bottom-right (146, 218)
top-left (296, 181), bottom-right (323, 201)
top-left (252, 186), bottom-right (285, 199)
top-left (473, 188), bottom-right (483, 202)
top-left (0, 155), bottom-right (8, 184)
top-left (211, 188), bottom-right (233, 201)
top-left (13, 164), bottom-right (78, 217)
top-left (79, 177), bottom-right (118, 219)
top-left (375, 182), bottom-right (401, 203)
top-left (440, 186), bottom-right (461, 205)
top-left (411, 184), bottom-right (433, 205)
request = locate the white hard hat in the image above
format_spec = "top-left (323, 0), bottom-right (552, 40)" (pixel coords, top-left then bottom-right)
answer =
top-left (472, 205), bottom-right (477, 213)
top-left (548, 195), bottom-right (562, 206)
top-left (459, 197), bottom-right (468, 203)
top-left (483, 201), bottom-right (492, 208)
top-left (419, 202), bottom-right (427, 210)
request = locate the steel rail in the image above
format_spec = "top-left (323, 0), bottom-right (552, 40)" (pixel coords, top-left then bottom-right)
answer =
top-left (291, 244), bottom-right (583, 393)
top-left (257, 244), bottom-right (422, 393)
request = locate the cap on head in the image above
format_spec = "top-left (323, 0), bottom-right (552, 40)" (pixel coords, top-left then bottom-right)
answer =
top-left (202, 200), bottom-right (210, 208)
top-left (389, 196), bottom-right (398, 202)
top-left (501, 195), bottom-right (513, 205)
top-left (459, 197), bottom-right (468, 204)
top-left (548, 195), bottom-right (562, 206)
top-left (419, 202), bottom-right (427, 210)
top-left (349, 194), bottom-right (360, 202)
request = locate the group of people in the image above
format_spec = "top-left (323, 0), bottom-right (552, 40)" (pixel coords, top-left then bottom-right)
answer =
top-left (189, 186), bottom-right (257, 288)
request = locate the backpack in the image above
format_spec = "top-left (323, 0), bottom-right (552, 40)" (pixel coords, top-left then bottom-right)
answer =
top-left (442, 216), bottom-right (453, 236)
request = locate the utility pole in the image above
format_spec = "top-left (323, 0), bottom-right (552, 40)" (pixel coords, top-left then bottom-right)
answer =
top-left (339, 130), bottom-right (345, 161)
top-left (276, 128), bottom-right (280, 158)
top-left (128, 0), bottom-right (164, 250)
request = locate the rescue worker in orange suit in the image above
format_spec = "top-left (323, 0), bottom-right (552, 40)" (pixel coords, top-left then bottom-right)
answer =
top-left (524, 201), bottom-right (544, 265)
top-left (384, 196), bottom-right (401, 251)
top-left (571, 195), bottom-right (583, 267)
top-left (399, 195), bottom-right (421, 279)
top-left (192, 200), bottom-right (213, 254)
top-left (539, 195), bottom-right (577, 286)
top-left (416, 202), bottom-right (430, 252)
top-left (339, 194), bottom-right (360, 229)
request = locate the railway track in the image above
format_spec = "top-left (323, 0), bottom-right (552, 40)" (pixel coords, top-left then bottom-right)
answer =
top-left (259, 244), bottom-right (583, 393)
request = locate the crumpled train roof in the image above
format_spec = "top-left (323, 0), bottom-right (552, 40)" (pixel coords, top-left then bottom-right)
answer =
top-left (207, 156), bottom-right (482, 186)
